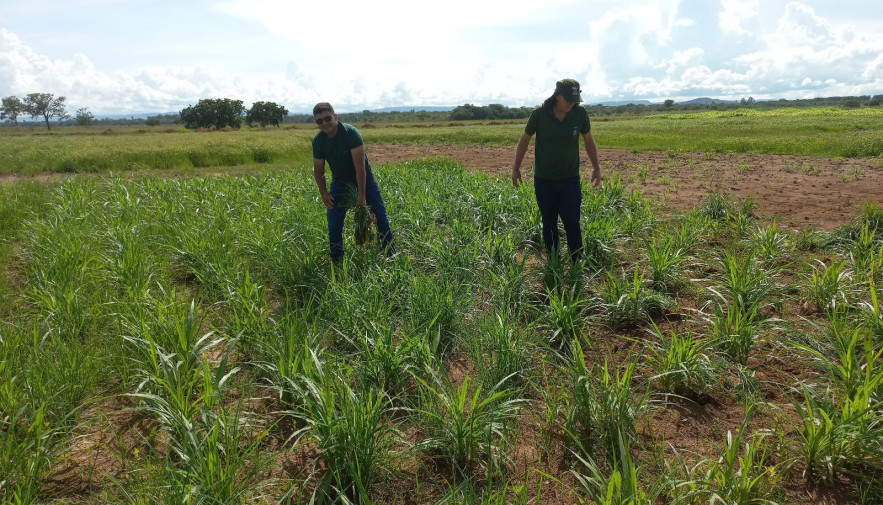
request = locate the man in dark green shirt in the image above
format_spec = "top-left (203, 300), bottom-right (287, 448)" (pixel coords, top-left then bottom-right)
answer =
top-left (312, 102), bottom-right (395, 263)
top-left (512, 78), bottom-right (602, 261)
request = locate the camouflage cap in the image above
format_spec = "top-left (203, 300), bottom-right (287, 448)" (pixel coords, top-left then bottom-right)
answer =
top-left (555, 78), bottom-right (583, 103)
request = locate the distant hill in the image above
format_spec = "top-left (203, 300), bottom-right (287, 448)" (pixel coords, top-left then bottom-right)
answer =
top-left (353, 106), bottom-right (456, 113)
top-left (94, 112), bottom-right (176, 120)
top-left (677, 97), bottom-right (738, 105)
top-left (595, 100), bottom-right (656, 106)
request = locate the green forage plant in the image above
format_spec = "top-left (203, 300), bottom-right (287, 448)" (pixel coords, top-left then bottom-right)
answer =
top-left (570, 428), bottom-right (663, 505)
top-left (468, 310), bottom-right (530, 393)
top-left (749, 222), bottom-right (793, 266)
top-left (709, 248), bottom-right (781, 318)
top-left (644, 322), bottom-right (713, 396)
top-left (645, 235), bottom-right (687, 292)
top-left (413, 368), bottom-right (525, 479)
top-left (801, 257), bottom-right (853, 314)
top-left (709, 303), bottom-right (762, 366)
top-left (565, 341), bottom-right (649, 461)
top-left (699, 414), bottom-right (778, 505)
top-left (542, 284), bottom-right (591, 351)
top-left (601, 268), bottom-right (669, 329)
top-left (291, 367), bottom-right (399, 505)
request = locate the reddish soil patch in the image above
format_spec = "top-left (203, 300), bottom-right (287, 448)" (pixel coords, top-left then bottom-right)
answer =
top-left (367, 144), bottom-right (883, 231)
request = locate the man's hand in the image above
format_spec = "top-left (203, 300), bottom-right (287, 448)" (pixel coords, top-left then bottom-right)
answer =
top-left (591, 166), bottom-right (602, 187)
top-left (320, 190), bottom-right (334, 209)
top-left (511, 167), bottom-right (523, 187)
top-left (356, 195), bottom-right (366, 206)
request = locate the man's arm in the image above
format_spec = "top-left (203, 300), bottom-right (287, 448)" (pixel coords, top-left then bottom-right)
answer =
top-left (313, 158), bottom-right (334, 209)
top-left (351, 145), bottom-right (367, 206)
top-left (582, 131), bottom-right (602, 187)
top-left (512, 132), bottom-right (532, 187)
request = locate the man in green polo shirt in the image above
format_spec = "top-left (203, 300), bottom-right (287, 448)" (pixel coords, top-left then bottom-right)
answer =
top-left (312, 102), bottom-right (395, 263)
top-left (512, 78), bottom-right (602, 262)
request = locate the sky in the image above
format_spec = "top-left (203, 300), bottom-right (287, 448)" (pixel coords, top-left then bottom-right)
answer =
top-left (1, 0), bottom-right (881, 115)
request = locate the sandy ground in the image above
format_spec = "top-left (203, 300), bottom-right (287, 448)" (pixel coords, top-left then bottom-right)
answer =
top-left (368, 144), bottom-right (883, 230)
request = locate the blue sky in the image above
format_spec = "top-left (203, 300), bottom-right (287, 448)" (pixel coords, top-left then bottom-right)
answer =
top-left (1, 0), bottom-right (881, 114)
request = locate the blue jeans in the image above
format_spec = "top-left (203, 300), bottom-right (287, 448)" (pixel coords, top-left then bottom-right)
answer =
top-left (534, 176), bottom-right (583, 261)
top-left (327, 174), bottom-right (394, 262)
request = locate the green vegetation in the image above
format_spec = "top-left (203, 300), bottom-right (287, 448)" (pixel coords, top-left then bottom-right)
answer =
top-left (2, 157), bottom-right (882, 503)
top-left (1, 106), bottom-right (881, 175)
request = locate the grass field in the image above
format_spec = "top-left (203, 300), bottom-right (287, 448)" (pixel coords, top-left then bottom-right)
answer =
top-left (1, 107), bottom-right (882, 175)
top-left (1, 109), bottom-right (882, 504)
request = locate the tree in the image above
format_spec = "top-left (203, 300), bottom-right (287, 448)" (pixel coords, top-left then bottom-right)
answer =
top-left (1, 96), bottom-right (25, 124)
top-left (664, 99), bottom-right (675, 108)
top-left (450, 104), bottom-right (485, 120)
top-left (179, 98), bottom-right (245, 129)
top-left (75, 107), bottom-right (94, 126)
top-left (245, 101), bottom-right (288, 128)
top-left (24, 93), bottom-right (69, 129)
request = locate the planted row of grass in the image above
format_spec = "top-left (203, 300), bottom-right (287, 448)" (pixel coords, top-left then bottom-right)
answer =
top-left (1, 159), bottom-right (882, 503)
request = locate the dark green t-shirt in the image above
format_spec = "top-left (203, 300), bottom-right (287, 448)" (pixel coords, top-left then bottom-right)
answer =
top-left (312, 122), bottom-right (373, 186)
top-left (525, 104), bottom-right (591, 180)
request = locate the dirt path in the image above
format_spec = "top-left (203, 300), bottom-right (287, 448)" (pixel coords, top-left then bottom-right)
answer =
top-left (368, 144), bottom-right (883, 231)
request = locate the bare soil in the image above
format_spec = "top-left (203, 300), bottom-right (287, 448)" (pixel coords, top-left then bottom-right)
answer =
top-left (367, 144), bottom-right (883, 230)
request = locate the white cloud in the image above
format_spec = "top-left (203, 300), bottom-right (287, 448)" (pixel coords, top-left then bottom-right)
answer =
top-left (2, 1), bottom-right (881, 113)
top-left (719, 0), bottom-right (760, 35)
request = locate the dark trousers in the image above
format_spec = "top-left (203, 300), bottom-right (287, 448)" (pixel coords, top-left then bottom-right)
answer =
top-left (534, 176), bottom-right (583, 261)
top-left (327, 174), bottom-right (394, 262)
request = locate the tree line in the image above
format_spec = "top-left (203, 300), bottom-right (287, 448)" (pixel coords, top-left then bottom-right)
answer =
top-left (3, 93), bottom-right (881, 130)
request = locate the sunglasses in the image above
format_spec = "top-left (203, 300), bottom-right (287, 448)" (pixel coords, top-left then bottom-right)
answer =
top-left (315, 115), bottom-right (334, 125)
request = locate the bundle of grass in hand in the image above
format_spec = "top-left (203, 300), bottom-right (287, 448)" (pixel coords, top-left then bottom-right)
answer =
top-left (353, 204), bottom-right (375, 245)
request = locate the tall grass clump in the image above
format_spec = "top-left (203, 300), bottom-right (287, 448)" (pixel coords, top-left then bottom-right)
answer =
top-left (1, 323), bottom-right (95, 503)
top-left (351, 321), bottom-right (436, 408)
top-left (565, 341), bottom-right (650, 461)
top-left (801, 257), bottom-right (853, 314)
top-left (22, 181), bottom-right (106, 341)
top-left (645, 235), bottom-right (687, 292)
top-left (748, 222), bottom-right (793, 266)
top-left (704, 248), bottom-right (783, 364)
top-left (468, 310), bottom-right (530, 393)
top-left (790, 320), bottom-right (883, 486)
top-left (644, 322), bottom-right (714, 397)
top-left (570, 428), bottom-right (664, 505)
top-left (252, 305), bottom-right (325, 409)
top-left (541, 283), bottom-right (592, 352)
top-left (406, 274), bottom-right (466, 356)
top-left (601, 268), bottom-right (669, 329)
top-left (698, 413), bottom-right (779, 505)
top-left (0, 181), bottom-right (52, 315)
top-left (290, 365), bottom-right (400, 504)
top-left (413, 368), bottom-right (525, 479)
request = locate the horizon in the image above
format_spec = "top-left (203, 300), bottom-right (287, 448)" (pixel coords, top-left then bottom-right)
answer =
top-left (6, 93), bottom-right (877, 122)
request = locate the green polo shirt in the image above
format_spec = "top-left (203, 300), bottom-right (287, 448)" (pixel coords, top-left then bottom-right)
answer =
top-left (312, 122), bottom-right (373, 186)
top-left (525, 104), bottom-right (591, 180)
